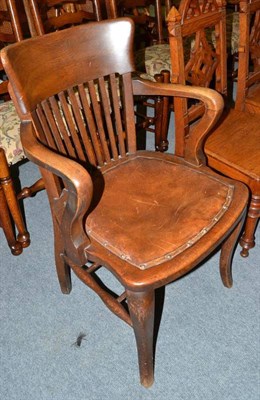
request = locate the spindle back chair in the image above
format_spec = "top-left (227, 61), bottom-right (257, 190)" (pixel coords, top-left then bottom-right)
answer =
top-left (1, 18), bottom-right (248, 386)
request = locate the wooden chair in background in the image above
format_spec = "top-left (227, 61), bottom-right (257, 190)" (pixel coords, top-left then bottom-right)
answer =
top-left (0, 0), bottom-right (44, 255)
top-left (23, 0), bottom-right (103, 36)
top-left (2, 18), bottom-right (248, 386)
top-left (106, 0), bottom-right (173, 151)
top-left (168, 0), bottom-right (260, 257)
top-left (235, 0), bottom-right (260, 113)
top-left (106, 0), bottom-right (170, 47)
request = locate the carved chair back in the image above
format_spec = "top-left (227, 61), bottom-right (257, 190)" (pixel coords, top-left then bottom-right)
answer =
top-left (168, 0), bottom-right (228, 156)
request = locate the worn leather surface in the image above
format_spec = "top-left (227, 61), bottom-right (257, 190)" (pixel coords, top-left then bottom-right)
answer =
top-left (86, 155), bottom-right (233, 269)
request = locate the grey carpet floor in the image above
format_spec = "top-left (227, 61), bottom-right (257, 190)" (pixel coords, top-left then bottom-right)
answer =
top-left (0, 147), bottom-right (259, 400)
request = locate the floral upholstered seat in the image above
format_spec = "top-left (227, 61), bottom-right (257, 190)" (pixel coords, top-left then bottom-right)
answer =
top-left (0, 100), bottom-right (24, 165)
top-left (135, 43), bottom-right (171, 79)
top-left (227, 11), bottom-right (239, 55)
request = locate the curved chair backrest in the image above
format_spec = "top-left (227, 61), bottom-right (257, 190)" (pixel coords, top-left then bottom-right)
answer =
top-left (3, 19), bottom-right (137, 169)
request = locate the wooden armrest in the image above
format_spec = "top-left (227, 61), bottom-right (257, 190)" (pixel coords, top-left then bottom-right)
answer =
top-left (132, 78), bottom-right (224, 165)
top-left (20, 121), bottom-right (93, 197)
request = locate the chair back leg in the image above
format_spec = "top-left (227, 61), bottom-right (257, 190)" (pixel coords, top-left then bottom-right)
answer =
top-left (239, 195), bottom-right (260, 257)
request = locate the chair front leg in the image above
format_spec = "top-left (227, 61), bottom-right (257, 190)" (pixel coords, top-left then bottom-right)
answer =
top-left (126, 288), bottom-right (155, 388)
top-left (219, 214), bottom-right (246, 288)
top-left (53, 217), bottom-right (72, 294)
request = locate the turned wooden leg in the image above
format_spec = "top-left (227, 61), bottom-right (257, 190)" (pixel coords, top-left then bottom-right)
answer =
top-left (239, 194), bottom-right (260, 257)
top-left (0, 148), bottom-right (30, 250)
top-left (0, 184), bottom-right (22, 255)
top-left (126, 289), bottom-right (155, 388)
top-left (219, 215), bottom-right (246, 288)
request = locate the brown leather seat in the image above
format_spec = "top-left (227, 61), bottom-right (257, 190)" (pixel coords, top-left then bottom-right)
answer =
top-left (87, 154), bottom-right (235, 269)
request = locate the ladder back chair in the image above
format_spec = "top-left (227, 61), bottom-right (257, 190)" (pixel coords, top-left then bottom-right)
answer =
top-left (1, 18), bottom-right (248, 386)
top-left (23, 0), bottom-right (103, 36)
top-left (0, 0), bottom-right (44, 255)
top-left (168, 0), bottom-right (260, 257)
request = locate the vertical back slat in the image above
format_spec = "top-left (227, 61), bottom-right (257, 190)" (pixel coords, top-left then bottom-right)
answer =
top-left (41, 99), bottom-right (67, 154)
top-left (36, 103), bottom-right (57, 149)
top-left (49, 96), bottom-right (77, 158)
top-left (109, 74), bottom-right (127, 157)
top-left (98, 76), bottom-right (119, 160)
top-left (88, 80), bottom-right (111, 163)
top-left (78, 84), bottom-right (105, 166)
top-left (67, 87), bottom-right (97, 166)
top-left (58, 91), bottom-right (87, 162)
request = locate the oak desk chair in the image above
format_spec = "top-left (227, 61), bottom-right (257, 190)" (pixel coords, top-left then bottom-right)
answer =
top-left (0, 0), bottom-right (44, 255)
top-left (2, 18), bottom-right (248, 386)
top-left (168, 0), bottom-right (260, 257)
top-left (23, 0), bottom-right (103, 36)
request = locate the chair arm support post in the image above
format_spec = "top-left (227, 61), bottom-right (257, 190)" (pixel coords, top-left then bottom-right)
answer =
top-left (20, 121), bottom-right (93, 264)
top-left (133, 79), bottom-right (224, 165)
